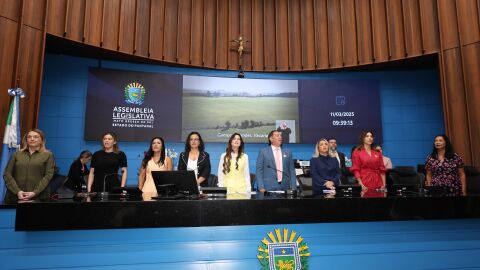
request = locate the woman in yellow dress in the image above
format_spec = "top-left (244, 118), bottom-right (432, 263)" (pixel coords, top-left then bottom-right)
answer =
top-left (217, 133), bottom-right (251, 193)
top-left (138, 137), bottom-right (173, 199)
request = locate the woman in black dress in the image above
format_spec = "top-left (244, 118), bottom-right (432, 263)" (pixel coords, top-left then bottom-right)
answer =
top-left (87, 132), bottom-right (128, 193)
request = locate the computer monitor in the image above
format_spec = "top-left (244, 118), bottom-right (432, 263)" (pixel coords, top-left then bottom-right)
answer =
top-left (151, 171), bottom-right (199, 196)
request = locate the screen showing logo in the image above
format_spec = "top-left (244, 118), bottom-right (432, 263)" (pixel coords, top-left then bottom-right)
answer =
top-left (335, 95), bottom-right (346, 105)
top-left (124, 82), bottom-right (146, 105)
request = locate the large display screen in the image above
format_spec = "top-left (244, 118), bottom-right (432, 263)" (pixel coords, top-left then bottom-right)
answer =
top-left (85, 68), bottom-right (382, 144)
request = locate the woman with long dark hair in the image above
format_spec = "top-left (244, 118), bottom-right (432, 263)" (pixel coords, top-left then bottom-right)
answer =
top-left (64, 150), bottom-right (92, 192)
top-left (138, 137), bottom-right (172, 197)
top-left (350, 130), bottom-right (386, 190)
top-left (217, 133), bottom-right (251, 193)
top-left (425, 134), bottom-right (466, 194)
top-left (177, 132), bottom-right (211, 186)
top-left (87, 132), bottom-right (128, 193)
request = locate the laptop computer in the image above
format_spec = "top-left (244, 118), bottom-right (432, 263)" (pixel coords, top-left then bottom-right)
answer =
top-left (151, 171), bottom-right (200, 199)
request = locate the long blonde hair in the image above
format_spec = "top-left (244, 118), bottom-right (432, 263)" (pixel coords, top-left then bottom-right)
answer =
top-left (20, 128), bottom-right (47, 152)
top-left (313, 138), bottom-right (334, 158)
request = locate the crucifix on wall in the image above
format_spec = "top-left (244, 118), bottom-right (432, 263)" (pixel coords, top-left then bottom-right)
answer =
top-left (230, 36), bottom-right (250, 77)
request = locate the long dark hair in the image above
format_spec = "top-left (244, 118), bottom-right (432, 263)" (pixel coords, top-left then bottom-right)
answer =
top-left (142, 137), bottom-right (166, 168)
top-left (184, 131), bottom-right (205, 153)
top-left (355, 130), bottom-right (379, 151)
top-left (430, 134), bottom-right (455, 159)
top-left (223, 133), bottom-right (245, 174)
top-left (76, 150), bottom-right (92, 162)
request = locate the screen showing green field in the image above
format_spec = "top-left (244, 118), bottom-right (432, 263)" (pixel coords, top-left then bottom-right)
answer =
top-left (182, 76), bottom-right (299, 143)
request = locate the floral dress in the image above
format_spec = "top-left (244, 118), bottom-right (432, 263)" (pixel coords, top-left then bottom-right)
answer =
top-left (425, 153), bottom-right (464, 193)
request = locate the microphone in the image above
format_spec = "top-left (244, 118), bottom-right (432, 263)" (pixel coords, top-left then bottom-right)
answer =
top-left (101, 173), bottom-right (118, 196)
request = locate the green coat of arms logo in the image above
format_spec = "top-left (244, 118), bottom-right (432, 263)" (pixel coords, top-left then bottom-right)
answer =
top-left (124, 82), bottom-right (146, 105)
top-left (257, 228), bottom-right (310, 270)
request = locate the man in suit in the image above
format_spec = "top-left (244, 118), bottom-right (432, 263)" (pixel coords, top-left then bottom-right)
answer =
top-left (328, 137), bottom-right (347, 183)
top-left (256, 130), bottom-right (297, 192)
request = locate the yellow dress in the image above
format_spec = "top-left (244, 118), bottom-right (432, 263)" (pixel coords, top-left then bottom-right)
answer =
top-left (218, 153), bottom-right (251, 193)
top-left (142, 159), bottom-right (168, 200)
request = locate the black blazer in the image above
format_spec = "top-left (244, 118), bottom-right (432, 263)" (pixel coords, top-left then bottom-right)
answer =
top-left (178, 151), bottom-right (211, 187)
top-left (65, 159), bottom-right (90, 192)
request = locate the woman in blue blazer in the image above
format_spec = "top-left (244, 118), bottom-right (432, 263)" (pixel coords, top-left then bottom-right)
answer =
top-left (310, 138), bottom-right (341, 195)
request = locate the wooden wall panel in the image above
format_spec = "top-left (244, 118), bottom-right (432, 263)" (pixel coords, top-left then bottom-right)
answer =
top-left (402, 0), bottom-right (423, 57)
top-left (149, 0), bottom-right (165, 59)
top-left (300, 0), bottom-right (315, 70)
top-left (251, 0), bottom-right (264, 70)
top-left (65, 0), bottom-right (86, 41)
top-left (163, 0), bottom-right (178, 62)
top-left (355, 0), bottom-right (373, 64)
top-left (22, 0), bottom-right (46, 30)
top-left (203, 0), bottom-right (216, 67)
top-left (275, 0), bottom-right (288, 70)
top-left (0, 0), bottom-right (21, 21)
top-left (84, 0), bottom-right (103, 46)
top-left (314, 0), bottom-right (329, 68)
top-left (240, 0), bottom-right (252, 70)
top-left (46, 0), bottom-right (67, 36)
top-left (216, 0), bottom-right (228, 69)
top-left (263, 0), bottom-right (276, 70)
top-left (118, 0), bottom-right (136, 53)
top-left (341, 0), bottom-right (357, 66)
top-left (102, 0), bottom-right (121, 50)
top-left (0, 17), bottom-right (19, 140)
top-left (442, 48), bottom-right (471, 164)
top-left (419, 0), bottom-right (439, 53)
top-left (463, 43), bottom-right (480, 166)
top-left (327, 0), bottom-right (343, 67)
top-left (16, 26), bottom-right (45, 129)
top-left (228, 0), bottom-right (240, 69)
top-left (135, 0), bottom-right (150, 57)
top-left (437, 0), bottom-right (459, 50)
top-left (386, 0), bottom-right (406, 59)
top-left (370, 0), bottom-right (389, 62)
top-left (288, 0), bottom-right (302, 70)
top-left (176, 0), bottom-right (191, 64)
top-left (190, 0), bottom-right (204, 66)
top-left (456, 0), bottom-right (480, 45)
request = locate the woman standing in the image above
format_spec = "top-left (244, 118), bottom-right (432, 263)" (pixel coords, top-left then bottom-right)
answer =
top-left (138, 137), bottom-right (172, 198)
top-left (310, 138), bottom-right (341, 195)
top-left (87, 132), bottom-right (128, 193)
top-left (178, 132), bottom-right (211, 187)
top-left (217, 133), bottom-right (251, 193)
top-left (64, 150), bottom-right (92, 192)
top-left (374, 145), bottom-right (393, 169)
top-left (350, 131), bottom-right (386, 190)
top-left (425, 134), bottom-right (466, 195)
top-left (3, 128), bottom-right (55, 202)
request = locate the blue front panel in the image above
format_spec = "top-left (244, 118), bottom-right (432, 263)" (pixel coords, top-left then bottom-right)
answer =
top-left (1, 209), bottom-right (479, 270)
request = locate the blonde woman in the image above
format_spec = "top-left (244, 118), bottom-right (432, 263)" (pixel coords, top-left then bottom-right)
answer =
top-left (309, 138), bottom-right (341, 195)
top-left (3, 128), bottom-right (55, 202)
